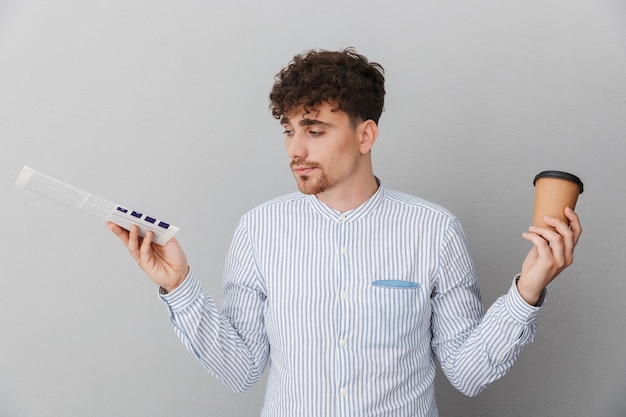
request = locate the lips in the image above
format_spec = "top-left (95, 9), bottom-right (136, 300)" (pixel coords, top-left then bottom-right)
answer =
top-left (293, 167), bottom-right (315, 175)
top-left (291, 161), bottom-right (319, 176)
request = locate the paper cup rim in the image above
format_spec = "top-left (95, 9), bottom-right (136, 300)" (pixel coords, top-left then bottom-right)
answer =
top-left (533, 170), bottom-right (584, 194)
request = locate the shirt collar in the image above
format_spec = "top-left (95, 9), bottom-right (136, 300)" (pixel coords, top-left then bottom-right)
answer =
top-left (305, 177), bottom-right (385, 223)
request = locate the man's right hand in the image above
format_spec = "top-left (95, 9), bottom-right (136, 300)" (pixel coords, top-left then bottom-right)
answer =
top-left (108, 222), bottom-right (189, 293)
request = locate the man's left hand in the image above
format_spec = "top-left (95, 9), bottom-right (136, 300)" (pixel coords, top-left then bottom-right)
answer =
top-left (517, 207), bottom-right (582, 305)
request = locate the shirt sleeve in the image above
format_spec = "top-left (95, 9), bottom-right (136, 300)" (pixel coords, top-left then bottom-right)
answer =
top-left (430, 218), bottom-right (545, 397)
top-left (159, 219), bottom-right (269, 393)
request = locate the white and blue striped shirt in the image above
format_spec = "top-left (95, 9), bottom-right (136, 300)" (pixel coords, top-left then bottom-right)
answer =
top-left (161, 184), bottom-right (544, 417)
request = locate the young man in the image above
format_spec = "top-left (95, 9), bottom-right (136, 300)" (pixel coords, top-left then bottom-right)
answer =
top-left (109, 48), bottom-right (581, 416)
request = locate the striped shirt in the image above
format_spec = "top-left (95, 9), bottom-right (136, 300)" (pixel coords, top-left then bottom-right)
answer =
top-left (161, 184), bottom-right (544, 417)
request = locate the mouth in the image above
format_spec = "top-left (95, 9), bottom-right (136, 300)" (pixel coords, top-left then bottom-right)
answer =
top-left (293, 166), bottom-right (315, 176)
top-left (291, 161), bottom-right (319, 176)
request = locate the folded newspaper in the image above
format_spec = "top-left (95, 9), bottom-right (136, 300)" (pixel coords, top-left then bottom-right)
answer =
top-left (13, 165), bottom-right (179, 246)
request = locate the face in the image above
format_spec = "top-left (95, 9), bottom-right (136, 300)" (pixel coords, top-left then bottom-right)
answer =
top-left (282, 103), bottom-right (369, 196)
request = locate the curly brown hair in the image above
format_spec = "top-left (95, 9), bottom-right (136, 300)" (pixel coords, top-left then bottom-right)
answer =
top-left (269, 48), bottom-right (385, 126)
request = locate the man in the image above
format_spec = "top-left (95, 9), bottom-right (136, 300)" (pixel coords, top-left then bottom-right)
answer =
top-left (109, 48), bottom-right (581, 416)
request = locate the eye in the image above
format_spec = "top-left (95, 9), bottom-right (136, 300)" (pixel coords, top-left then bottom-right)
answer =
top-left (282, 129), bottom-right (294, 137)
top-left (308, 129), bottom-right (324, 137)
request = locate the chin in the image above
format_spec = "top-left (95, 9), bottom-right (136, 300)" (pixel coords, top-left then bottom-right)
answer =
top-left (296, 176), bottom-right (329, 195)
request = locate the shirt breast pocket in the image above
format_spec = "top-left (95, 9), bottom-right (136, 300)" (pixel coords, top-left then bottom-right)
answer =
top-left (367, 279), bottom-right (428, 334)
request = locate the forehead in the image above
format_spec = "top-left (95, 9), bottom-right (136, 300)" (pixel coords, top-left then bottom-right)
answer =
top-left (281, 102), bottom-right (347, 125)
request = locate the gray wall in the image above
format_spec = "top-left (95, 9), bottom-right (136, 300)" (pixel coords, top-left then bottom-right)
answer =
top-left (1, 1), bottom-right (625, 416)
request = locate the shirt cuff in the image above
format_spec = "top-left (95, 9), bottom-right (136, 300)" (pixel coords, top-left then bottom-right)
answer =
top-left (158, 268), bottom-right (201, 313)
top-left (505, 274), bottom-right (546, 324)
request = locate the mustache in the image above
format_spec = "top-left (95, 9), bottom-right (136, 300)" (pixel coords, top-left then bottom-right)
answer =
top-left (290, 159), bottom-right (321, 169)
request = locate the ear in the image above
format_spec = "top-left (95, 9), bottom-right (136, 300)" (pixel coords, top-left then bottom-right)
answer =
top-left (358, 120), bottom-right (378, 154)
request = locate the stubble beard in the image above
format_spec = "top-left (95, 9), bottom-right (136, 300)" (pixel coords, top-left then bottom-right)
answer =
top-left (296, 173), bottom-right (332, 195)
top-left (291, 160), bottom-right (332, 195)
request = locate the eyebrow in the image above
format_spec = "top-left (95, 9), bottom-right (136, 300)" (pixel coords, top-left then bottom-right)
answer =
top-left (281, 117), bottom-right (333, 127)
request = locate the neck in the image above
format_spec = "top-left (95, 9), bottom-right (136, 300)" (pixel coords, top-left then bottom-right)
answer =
top-left (316, 174), bottom-right (379, 212)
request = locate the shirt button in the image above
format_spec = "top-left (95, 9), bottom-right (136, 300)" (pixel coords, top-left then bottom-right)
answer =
top-left (340, 291), bottom-right (348, 300)
top-left (339, 214), bottom-right (347, 221)
top-left (340, 388), bottom-right (347, 397)
top-left (339, 339), bottom-right (347, 347)
top-left (340, 247), bottom-right (347, 254)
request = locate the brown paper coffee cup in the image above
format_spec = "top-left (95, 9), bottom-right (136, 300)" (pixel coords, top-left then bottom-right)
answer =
top-left (533, 171), bottom-right (584, 228)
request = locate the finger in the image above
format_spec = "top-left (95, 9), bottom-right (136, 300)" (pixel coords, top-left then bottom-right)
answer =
top-left (528, 225), bottom-right (566, 266)
top-left (529, 222), bottom-right (562, 244)
top-left (553, 215), bottom-right (576, 265)
top-left (139, 230), bottom-right (155, 263)
top-left (128, 224), bottom-right (142, 259)
top-left (107, 222), bottom-right (129, 245)
top-left (565, 207), bottom-right (582, 245)
top-left (546, 215), bottom-right (573, 240)
top-left (544, 214), bottom-right (577, 266)
top-left (523, 230), bottom-right (550, 251)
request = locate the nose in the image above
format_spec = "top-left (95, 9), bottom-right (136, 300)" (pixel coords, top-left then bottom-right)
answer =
top-left (286, 130), bottom-right (307, 160)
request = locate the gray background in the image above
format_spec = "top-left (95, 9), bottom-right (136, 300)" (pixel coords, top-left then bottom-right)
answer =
top-left (1, 0), bottom-right (625, 416)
